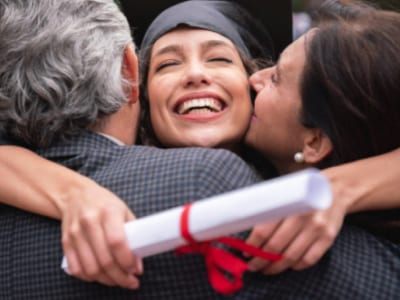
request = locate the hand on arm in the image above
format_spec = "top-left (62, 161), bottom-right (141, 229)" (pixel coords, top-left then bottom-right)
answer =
top-left (61, 181), bottom-right (143, 289)
top-left (0, 146), bottom-right (142, 289)
top-left (246, 148), bottom-right (400, 274)
top-left (246, 198), bottom-right (347, 274)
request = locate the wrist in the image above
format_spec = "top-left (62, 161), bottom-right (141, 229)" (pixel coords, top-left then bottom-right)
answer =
top-left (323, 165), bottom-right (365, 214)
top-left (55, 174), bottom-right (96, 218)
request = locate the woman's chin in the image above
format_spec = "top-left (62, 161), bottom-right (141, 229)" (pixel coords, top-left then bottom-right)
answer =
top-left (168, 136), bottom-right (236, 150)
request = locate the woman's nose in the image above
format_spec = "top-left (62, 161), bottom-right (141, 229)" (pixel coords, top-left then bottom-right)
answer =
top-left (249, 68), bottom-right (269, 92)
top-left (182, 62), bottom-right (212, 87)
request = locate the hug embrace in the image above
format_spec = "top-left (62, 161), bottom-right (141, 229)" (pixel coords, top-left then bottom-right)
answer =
top-left (0, 0), bottom-right (399, 299)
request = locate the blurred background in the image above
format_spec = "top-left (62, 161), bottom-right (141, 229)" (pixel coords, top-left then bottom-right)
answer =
top-left (115, 0), bottom-right (400, 49)
top-left (293, 0), bottom-right (400, 39)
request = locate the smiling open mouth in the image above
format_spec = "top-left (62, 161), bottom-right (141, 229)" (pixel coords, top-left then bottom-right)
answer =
top-left (176, 98), bottom-right (225, 115)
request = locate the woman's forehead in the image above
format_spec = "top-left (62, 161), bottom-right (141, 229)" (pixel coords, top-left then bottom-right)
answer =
top-left (151, 28), bottom-right (237, 55)
top-left (277, 35), bottom-right (309, 83)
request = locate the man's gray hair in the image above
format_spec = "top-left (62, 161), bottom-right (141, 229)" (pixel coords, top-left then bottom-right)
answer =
top-left (0, 0), bottom-right (134, 147)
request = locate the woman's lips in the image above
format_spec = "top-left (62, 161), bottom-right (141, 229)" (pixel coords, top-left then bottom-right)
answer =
top-left (176, 97), bottom-right (224, 115)
top-left (174, 93), bottom-right (227, 121)
top-left (177, 106), bottom-right (226, 121)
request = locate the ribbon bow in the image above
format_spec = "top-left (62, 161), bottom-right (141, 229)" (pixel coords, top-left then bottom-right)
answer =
top-left (176, 203), bottom-right (282, 295)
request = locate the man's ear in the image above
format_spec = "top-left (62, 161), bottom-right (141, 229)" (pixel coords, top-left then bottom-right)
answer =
top-left (123, 43), bottom-right (139, 104)
top-left (302, 128), bottom-right (332, 164)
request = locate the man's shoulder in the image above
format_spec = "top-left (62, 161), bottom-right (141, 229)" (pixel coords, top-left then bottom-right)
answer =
top-left (40, 132), bottom-right (260, 184)
top-left (114, 146), bottom-right (262, 212)
top-left (37, 133), bottom-right (258, 181)
top-left (116, 145), bottom-right (262, 188)
top-left (38, 132), bottom-right (248, 170)
top-left (154, 147), bottom-right (262, 198)
top-left (133, 146), bottom-right (257, 175)
top-left (38, 134), bottom-right (261, 215)
top-left (142, 146), bottom-right (243, 162)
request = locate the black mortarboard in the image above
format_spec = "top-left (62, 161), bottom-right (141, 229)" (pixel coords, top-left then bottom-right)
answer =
top-left (119, 0), bottom-right (293, 58)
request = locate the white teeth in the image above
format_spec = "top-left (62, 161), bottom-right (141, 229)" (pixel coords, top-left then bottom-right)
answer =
top-left (177, 98), bottom-right (223, 114)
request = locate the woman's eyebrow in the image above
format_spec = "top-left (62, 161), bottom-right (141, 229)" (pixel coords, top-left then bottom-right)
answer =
top-left (153, 44), bottom-right (183, 57)
top-left (201, 39), bottom-right (235, 51)
top-left (153, 40), bottom-right (234, 59)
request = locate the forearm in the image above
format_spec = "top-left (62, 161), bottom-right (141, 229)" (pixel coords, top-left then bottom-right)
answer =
top-left (1, 145), bottom-right (142, 287)
top-left (0, 146), bottom-right (95, 219)
top-left (323, 148), bottom-right (400, 213)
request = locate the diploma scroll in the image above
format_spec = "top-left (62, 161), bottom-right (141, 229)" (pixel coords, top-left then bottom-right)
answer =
top-left (62, 168), bottom-right (331, 271)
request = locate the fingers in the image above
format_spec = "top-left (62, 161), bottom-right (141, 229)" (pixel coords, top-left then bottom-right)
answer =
top-left (261, 225), bottom-right (317, 275)
top-left (245, 222), bottom-right (280, 270)
top-left (63, 241), bottom-right (91, 281)
top-left (83, 207), bottom-right (140, 289)
top-left (291, 226), bottom-right (336, 271)
top-left (247, 212), bottom-right (341, 275)
top-left (62, 205), bottom-right (141, 289)
top-left (62, 218), bottom-right (103, 282)
top-left (135, 257), bottom-right (144, 276)
top-left (63, 242), bottom-right (116, 288)
top-left (247, 220), bottom-right (299, 272)
top-left (125, 208), bottom-right (136, 222)
top-left (246, 222), bottom-right (280, 249)
top-left (289, 213), bottom-right (339, 271)
top-left (102, 207), bottom-right (143, 276)
top-left (63, 240), bottom-right (118, 287)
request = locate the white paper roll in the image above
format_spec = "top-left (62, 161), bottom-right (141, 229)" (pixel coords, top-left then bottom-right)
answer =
top-left (62, 168), bottom-right (331, 272)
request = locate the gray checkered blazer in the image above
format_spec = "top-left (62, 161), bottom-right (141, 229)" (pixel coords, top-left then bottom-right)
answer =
top-left (1, 132), bottom-right (399, 299)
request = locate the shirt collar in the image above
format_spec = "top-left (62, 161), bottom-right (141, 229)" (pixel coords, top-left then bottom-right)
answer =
top-left (97, 133), bottom-right (125, 146)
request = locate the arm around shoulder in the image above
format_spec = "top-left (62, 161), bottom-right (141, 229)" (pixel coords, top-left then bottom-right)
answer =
top-left (0, 145), bottom-right (104, 218)
top-left (323, 148), bottom-right (400, 213)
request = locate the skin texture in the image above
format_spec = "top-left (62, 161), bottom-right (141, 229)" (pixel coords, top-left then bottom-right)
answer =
top-left (147, 28), bottom-right (252, 149)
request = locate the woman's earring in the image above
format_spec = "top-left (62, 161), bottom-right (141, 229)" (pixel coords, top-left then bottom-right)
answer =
top-left (294, 152), bottom-right (305, 163)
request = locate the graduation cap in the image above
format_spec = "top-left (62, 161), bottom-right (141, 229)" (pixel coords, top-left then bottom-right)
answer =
top-left (119, 0), bottom-right (293, 59)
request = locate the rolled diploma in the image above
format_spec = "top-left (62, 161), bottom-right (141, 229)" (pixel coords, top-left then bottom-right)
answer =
top-left (62, 168), bottom-right (331, 271)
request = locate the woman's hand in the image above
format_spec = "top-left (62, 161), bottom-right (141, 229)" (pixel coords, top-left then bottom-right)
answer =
top-left (245, 205), bottom-right (345, 274)
top-left (246, 149), bottom-right (400, 275)
top-left (245, 171), bottom-right (353, 275)
top-left (60, 178), bottom-right (143, 289)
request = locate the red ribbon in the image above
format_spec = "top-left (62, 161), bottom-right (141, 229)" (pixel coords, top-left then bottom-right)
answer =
top-left (175, 203), bottom-right (282, 295)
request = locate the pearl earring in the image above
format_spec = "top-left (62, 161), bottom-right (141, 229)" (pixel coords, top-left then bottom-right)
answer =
top-left (294, 152), bottom-right (305, 163)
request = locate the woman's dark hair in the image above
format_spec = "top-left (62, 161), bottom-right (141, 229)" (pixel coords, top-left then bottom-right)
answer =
top-left (137, 1), bottom-right (274, 146)
top-left (300, 7), bottom-right (400, 167)
top-left (308, 0), bottom-right (377, 23)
